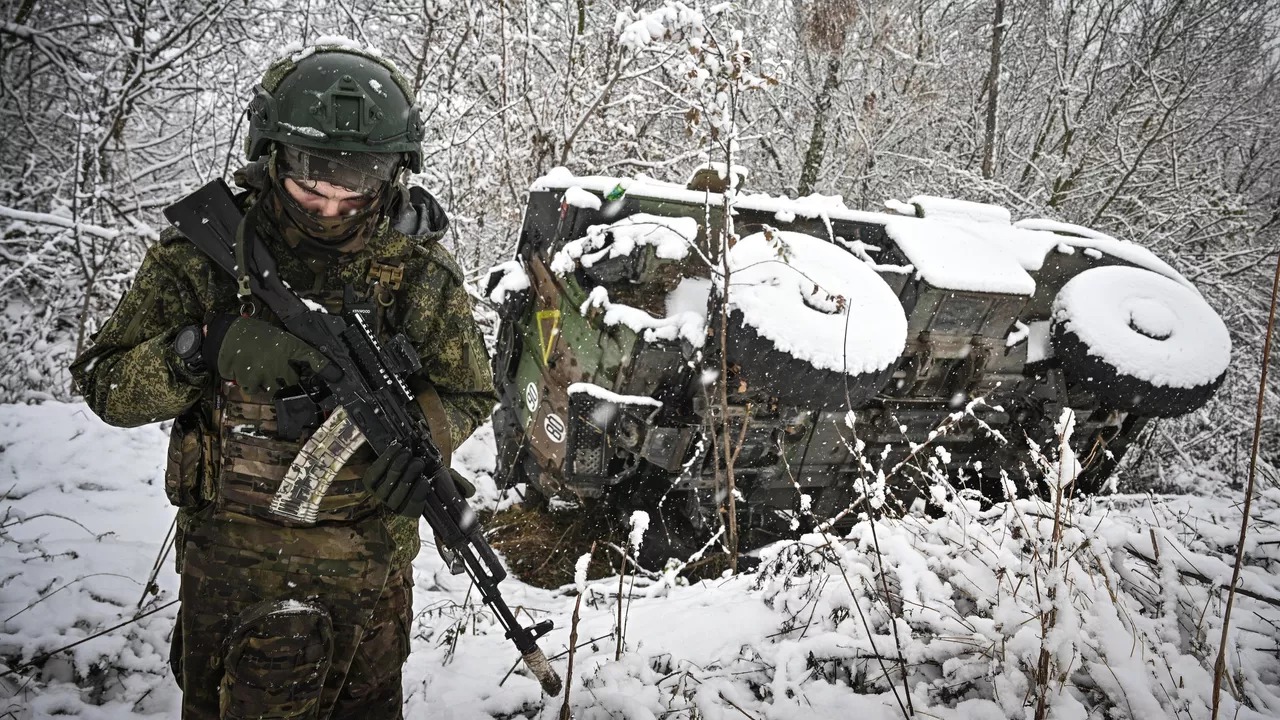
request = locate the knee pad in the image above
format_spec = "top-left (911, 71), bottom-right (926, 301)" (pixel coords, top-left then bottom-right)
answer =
top-left (220, 599), bottom-right (334, 720)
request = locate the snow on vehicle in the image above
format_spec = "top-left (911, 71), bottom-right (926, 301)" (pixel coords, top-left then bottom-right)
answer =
top-left (485, 167), bottom-right (1232, 560)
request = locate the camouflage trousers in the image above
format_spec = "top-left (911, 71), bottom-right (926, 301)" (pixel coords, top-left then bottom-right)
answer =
top-left (171, 509), bottom-right (412, 719)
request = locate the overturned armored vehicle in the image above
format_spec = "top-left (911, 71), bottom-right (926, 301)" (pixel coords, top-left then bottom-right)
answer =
top-left (486, 167), bottom-right (1232, 559)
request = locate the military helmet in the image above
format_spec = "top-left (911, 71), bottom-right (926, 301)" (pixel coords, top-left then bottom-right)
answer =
top-left (245, 44), bottom-right (424, 172)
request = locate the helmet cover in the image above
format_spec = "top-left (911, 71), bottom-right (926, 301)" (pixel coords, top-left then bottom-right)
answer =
top-left (245, 44), bottom-right (424, 172)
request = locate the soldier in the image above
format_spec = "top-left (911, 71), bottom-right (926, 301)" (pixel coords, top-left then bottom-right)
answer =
top-left (70, 43), bottom-right (495, 719)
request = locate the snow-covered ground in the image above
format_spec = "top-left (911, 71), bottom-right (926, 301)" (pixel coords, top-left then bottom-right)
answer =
top-left (2, 401), bottom-right (1278, 719)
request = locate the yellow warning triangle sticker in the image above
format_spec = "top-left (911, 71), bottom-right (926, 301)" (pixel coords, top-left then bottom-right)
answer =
top-left (536, 309), bottom-right (561, 365)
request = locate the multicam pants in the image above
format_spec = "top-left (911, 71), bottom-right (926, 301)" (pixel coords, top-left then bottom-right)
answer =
top-left (172, 509), bottom-right (412, 720)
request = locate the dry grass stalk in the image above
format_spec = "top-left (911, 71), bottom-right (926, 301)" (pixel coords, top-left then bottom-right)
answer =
top-left (616, 541), bottom-right (627, 661)
top-left (1211, 250), bottom-right (1280, 718)
top-left (559, 542), bottom-right (595, 720)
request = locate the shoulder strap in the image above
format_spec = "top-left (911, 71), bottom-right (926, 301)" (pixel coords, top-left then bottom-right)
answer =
top-left (412, 380), bottom-right (454, 466)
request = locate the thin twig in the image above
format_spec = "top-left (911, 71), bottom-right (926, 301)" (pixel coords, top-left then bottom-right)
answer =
top-left (1123, 546), bottom-right (1280, 609)
top-left (865, 517), bottom-right (915, 715)
top-left (822, 539), bottom-right (913, 720)
top-left (0, 600), bottom-right (178, 679)
top-left (5, 573), bottom-right (141, 623)
top-left (1211, 250), bottom-right (1279, 719)
top-left (136, 515), bottom-right (176, 609)
top-left (717, 689), bottom-right (761, 720)
top-left (617, 538), bottom-right (627, 661)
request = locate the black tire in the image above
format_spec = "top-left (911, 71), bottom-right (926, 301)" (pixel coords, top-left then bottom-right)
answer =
top-left (1051, 266), bottom-right (1230, 418)
top-left (720, 230), bottom-right (907, 410)
top-left (724, 308), bottom-right (898, 409)
top-left (630, 491), bottom-right (710, 570)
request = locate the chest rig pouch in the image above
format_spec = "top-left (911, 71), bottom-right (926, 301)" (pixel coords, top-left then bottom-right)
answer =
top-left (215, 267), bottom-right (405, 528)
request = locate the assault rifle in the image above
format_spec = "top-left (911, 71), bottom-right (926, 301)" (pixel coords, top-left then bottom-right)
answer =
top-left (164, 179), bottom-right (562, 696)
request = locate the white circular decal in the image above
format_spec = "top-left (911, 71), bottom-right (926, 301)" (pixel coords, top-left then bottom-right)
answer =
top-left (525, 382), bottom-right (539, 411)
top-left (543, 413), bottom-right (566, 444)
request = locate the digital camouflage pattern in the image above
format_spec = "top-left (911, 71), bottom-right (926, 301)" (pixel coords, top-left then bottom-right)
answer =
top-left (177, 517), bottom-right (411, 719)
top-left (71, 161), bottom-right (494, 718)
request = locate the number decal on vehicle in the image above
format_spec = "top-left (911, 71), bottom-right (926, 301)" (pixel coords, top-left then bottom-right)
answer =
top-left (544, 413), bottom-right (566, 444)
top-left (525, 382), bottom-right (539, 412)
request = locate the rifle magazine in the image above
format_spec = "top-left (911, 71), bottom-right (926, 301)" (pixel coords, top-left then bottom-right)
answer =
top-left (271, 407), bottom-right (366, 524)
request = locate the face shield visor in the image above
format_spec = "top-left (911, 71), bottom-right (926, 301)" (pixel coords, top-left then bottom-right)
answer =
top-left (278, 144), bottom-right (401, 196)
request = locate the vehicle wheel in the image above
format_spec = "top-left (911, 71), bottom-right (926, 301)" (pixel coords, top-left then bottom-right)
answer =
top-left (720, 230), bottom-right (907, 409)
top-left (626, 491), bottom-right (703, 570)
top-left (1051, 266), bottom-right (1231, 418)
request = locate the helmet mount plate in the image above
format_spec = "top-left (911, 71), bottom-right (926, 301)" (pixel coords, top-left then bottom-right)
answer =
top-left (313, 76), bottom-right (384, 138)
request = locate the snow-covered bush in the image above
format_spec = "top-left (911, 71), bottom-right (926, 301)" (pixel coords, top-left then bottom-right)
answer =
top-left (3, 399), bottom-right (1278, 718)
top-left (0, 215), bottom-right (144, 403)
top-left (733, 494), bottom-right (1280, 718)
top-left (546, 434), bottom-right (1280, 720)
top-left (519, 408), bottom-right (1280, 719)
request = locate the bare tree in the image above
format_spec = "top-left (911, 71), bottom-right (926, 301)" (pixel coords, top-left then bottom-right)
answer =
top-left (0, 0), bottom-right (1272, 473)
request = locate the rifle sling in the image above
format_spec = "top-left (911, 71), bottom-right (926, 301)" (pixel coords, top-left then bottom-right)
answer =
top-left (413, 382), bottom-right (453, 468)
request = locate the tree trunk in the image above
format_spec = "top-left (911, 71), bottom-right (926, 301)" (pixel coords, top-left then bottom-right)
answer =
top-left (797, 56), bottom-right (841, 196)
top-left (982, 0), bottom-right (1006, 180)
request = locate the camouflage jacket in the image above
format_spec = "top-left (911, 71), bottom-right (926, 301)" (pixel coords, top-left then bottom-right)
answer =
top-left (71, 169), bottom-right (496, 568)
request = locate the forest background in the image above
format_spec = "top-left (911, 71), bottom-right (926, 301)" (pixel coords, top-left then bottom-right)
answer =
top-left (0, 0), bottom-right (1276, 483)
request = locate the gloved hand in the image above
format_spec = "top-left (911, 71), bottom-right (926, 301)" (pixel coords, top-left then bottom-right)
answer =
top-left (363, 446), bottom-right (478, 517)
top-left (363, 444), bottom-right (431, 517)
top-left (204, 315), bottom-right (328, 394)
top-left (448, 468), bottom-right (477, 499)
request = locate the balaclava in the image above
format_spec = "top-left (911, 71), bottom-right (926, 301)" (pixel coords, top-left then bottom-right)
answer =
top-left (268, 144), bottom-right (402, 255)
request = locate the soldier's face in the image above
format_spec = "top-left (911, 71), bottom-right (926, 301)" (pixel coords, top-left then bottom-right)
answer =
top-left (283, 177), bottom-right (375, 218)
